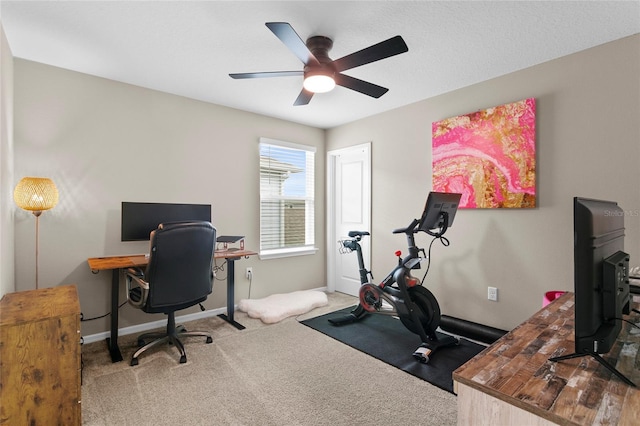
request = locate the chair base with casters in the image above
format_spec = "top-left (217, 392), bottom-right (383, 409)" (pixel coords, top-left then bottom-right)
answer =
top-left (130, 311), bottom-right (213, 366)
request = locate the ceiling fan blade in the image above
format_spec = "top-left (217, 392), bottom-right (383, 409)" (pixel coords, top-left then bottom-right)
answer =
top-left (334, 73), bottom-right (389, 98)
top-left (230, 71), bottom-right (303, 79)
top-left (332, 35), bottom-right (408, 72)
top-left (293, 88), bottom-right (314, 106)
top-left (266, 22), bottom-right (320, 67)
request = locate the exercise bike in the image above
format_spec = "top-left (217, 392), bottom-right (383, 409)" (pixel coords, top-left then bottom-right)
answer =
top-left (329, 192), bottom-right (462, 363)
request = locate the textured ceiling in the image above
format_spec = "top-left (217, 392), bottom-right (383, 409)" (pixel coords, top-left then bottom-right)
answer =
top-left (2, 1), bottom-right (639, 129)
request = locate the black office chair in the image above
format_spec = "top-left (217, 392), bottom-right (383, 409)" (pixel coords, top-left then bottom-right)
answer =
top-left (125, 221), bottom-right (216, 366)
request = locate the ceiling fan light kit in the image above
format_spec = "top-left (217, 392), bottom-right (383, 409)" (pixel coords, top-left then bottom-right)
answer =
top-left (230, 22), bottom-right (408, 105)
top-left (303, 72), bottom-right (335, 93)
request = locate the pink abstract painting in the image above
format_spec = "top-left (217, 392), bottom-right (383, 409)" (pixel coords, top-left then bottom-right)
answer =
top-left (432, 98), bottom-right (536, 208)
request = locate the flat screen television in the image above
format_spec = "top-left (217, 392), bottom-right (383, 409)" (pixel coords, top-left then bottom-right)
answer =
top-left (419, 192), bottom-right (462, 236)
top-left (549, 197), bottom-right (634, 386)
top-left (121, 202), bottom-right (212, 241)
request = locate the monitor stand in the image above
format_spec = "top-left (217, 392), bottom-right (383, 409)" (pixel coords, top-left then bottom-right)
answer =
top-left (549, 351), bottom-right (636, 387)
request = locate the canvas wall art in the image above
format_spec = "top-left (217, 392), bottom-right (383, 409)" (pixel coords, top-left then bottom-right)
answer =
top-left (432, 98), bottom-right (536, 208)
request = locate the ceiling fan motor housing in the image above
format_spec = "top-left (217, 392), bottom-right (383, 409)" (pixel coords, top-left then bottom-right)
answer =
top-left (305, 35), bottom-right (336, 77)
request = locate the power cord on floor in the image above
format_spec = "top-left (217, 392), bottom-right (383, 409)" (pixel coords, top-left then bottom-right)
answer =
top-left (80, 300), bottom-right (128, 322)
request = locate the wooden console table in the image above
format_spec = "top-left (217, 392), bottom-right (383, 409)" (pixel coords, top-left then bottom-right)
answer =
top-left (0, 285), bottom-right (81, 425)
top-left (88, 249), bottom-right (257, 362)
top-left (453, 292), bottom-right (639, 425)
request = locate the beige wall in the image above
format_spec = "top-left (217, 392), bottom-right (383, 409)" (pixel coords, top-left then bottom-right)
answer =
top-left (326, 35), bottom-right (640, 330)
top-left (8, 34), bottom-right (639, 336)
top-left (12, 60), bottom-right (326, 336)
top-left (0, 23), bottom-right (15, 298)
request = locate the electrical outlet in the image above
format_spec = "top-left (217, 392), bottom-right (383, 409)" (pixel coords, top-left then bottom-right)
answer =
top-left (488, 286), bottom-right (498, 301)
top-left (245, 267), bottom-right (253, 280)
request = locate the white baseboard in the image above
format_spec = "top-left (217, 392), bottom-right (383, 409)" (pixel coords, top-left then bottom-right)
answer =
top-left (82, 306), bottom-right (227, 344)
top-left (81, 286), bottom-right (328, 345)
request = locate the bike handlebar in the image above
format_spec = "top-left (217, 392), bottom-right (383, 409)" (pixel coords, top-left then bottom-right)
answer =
top-left (391, 218), bottom-right (420, 235)
top-left (344, 215), bottom-right (431, 267)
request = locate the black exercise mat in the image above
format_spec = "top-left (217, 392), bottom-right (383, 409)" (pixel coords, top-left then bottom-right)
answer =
top-left (300, 306), bottom-right (486, 393)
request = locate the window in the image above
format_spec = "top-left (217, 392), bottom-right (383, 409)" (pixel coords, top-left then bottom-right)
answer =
top-left (259, 138), bottom-right (316, 258)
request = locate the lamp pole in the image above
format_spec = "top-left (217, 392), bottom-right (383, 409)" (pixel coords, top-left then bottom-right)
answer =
top-left (33, 211), bottom-right (43, 289)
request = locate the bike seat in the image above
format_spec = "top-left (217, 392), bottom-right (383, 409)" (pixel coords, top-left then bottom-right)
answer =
top-left (348, 230), bottom-right (370, 238)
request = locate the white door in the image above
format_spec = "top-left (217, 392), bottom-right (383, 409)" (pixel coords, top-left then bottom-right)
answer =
top-left (327, 143), bottom-right (371, 296)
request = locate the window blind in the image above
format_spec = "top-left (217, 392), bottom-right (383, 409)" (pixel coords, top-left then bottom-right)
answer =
top-left (259, 138), bottom-right (315, 256)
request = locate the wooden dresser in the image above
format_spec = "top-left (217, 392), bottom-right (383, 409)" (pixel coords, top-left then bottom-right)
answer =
top-left (0, 285), bottom-right (81, 425)
top-left (453, 292), bottom-right (639, 425)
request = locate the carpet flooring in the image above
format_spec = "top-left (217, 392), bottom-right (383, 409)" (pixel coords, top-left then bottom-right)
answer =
top-left (81, 292), bottom-right (458, 425)
top-left (300, 306), bottom-right (487, 393)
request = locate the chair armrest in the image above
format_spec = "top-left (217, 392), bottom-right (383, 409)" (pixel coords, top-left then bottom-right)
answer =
top-left (125, 267), bottom-right (149, 309)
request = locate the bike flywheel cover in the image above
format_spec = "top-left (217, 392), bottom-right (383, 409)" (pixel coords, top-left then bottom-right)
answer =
top-left (359, 284), bottom-right (381, 312)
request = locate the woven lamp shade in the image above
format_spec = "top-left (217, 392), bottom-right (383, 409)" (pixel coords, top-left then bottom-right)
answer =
top-left (14, 177), bottom-right (59, 212)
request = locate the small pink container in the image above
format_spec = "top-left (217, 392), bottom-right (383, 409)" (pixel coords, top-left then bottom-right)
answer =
top-left (543, 291), bottom-right (566, 307)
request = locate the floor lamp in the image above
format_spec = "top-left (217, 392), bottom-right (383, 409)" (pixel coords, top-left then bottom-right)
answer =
top-left (14, 177), bottom-right (59, 289)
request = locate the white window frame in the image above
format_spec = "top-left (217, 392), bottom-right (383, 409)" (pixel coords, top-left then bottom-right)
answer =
top-left (259, 137), bottom-right (318, 260)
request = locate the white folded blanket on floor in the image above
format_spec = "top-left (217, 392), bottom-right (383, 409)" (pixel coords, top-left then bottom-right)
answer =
top-left (238, 290), bottom-right (328, 324)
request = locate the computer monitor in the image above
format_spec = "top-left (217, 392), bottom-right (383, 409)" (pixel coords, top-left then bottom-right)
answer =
top-left (573, 197), bottom-right (630, 354)
top-left (419, 192), bottom-right (462, 234)
top-left (549, 196), bottom-right (634, 386)
top-left (121, 202), bottom-right (211, 241)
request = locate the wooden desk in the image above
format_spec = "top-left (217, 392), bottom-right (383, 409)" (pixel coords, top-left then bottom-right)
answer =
top-left (87, 249), bottom-right (257, 362)
top-left (453, 292), bottom-right (640, 425)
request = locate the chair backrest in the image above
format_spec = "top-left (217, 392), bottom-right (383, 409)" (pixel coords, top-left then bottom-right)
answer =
top-left (144, 221), bottom-right (216, 312)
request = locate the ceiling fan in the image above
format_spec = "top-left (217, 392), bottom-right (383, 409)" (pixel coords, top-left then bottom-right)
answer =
top-left (229, 22), bottom-right (409, 106)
